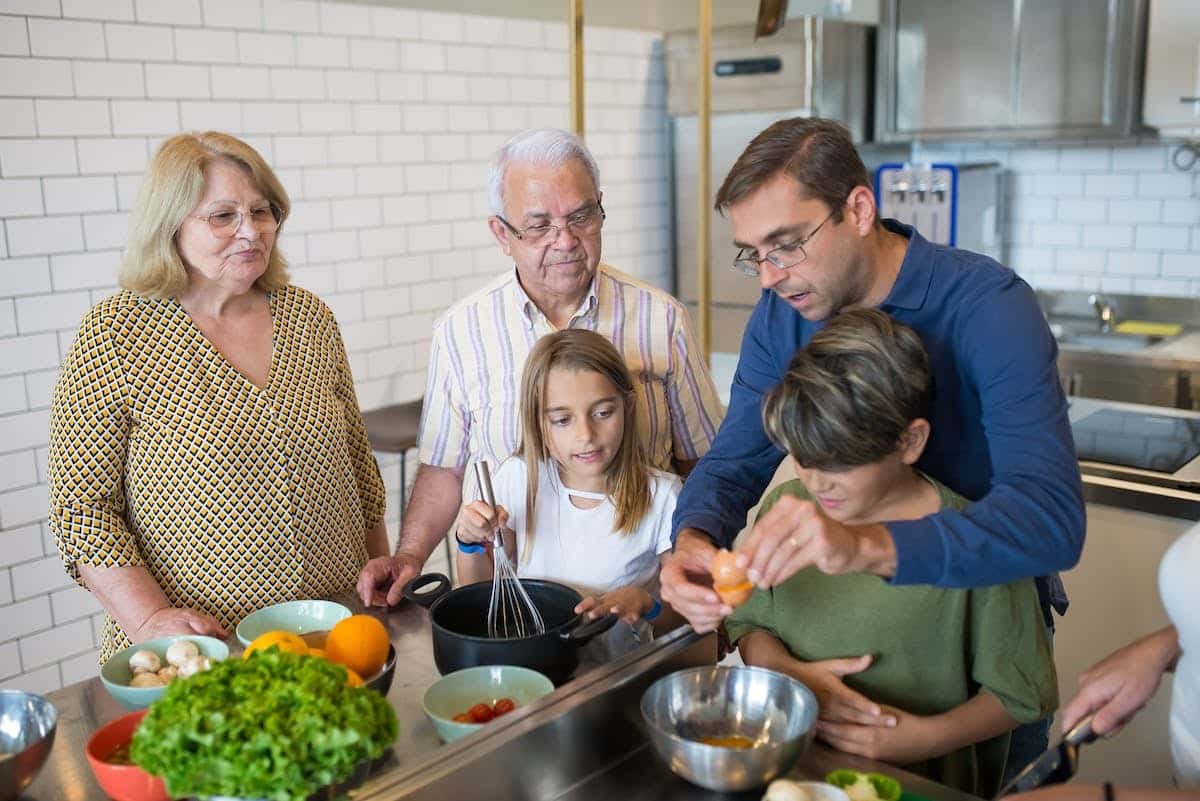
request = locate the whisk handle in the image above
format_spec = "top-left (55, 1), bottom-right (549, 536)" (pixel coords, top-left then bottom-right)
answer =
top-left (473, 461), bottom-right (504, 548)
top-left (473, 461), bottom-right (497, 508)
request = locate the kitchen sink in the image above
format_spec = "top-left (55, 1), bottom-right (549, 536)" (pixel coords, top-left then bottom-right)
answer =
top-left (1056, 332), bottom-right (1164, 353)
top-left (1039, 292), bottom-right (1200, 409)
top-left (1048, 321), bottom-right (1166, 354)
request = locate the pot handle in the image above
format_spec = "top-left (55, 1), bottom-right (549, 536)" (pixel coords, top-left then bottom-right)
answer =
top-left (402, 573), bottom-right (452, 609)
top-left (560, 612), bottom-right (619, 645)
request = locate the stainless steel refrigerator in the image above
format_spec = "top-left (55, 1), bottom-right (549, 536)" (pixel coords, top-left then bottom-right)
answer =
top-left (667, 17), bottom-right (882, 356)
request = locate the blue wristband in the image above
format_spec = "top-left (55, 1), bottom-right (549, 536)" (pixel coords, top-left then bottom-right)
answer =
top-left (455, 535), bottom-right (485, 555)
top-left (642, 598), bottom-right (662, 621)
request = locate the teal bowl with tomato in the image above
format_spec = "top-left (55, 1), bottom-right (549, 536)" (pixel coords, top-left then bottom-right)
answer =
top-left (422, 665), bottom-right (554, 743)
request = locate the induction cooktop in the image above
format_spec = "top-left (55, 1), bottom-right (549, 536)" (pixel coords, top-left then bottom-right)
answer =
top-left (1072, 408), bottom-right (1200, 474)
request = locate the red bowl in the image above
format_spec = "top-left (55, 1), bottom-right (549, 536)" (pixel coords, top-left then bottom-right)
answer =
top-left (84, 709), bottom-right (169, 801)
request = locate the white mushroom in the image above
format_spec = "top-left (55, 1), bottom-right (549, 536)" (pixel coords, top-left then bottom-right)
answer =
top-left (178, 654), bottom-right (211, 678)
top-left (763, 779), bottom-right (814, 801)
top-left (128, 649), bottom-right (162, 674)
top-left (129, 671), bottom-right (166, 688)
top-left (166, 639), bottom-right (200, 668)
top-left (156, 665), bottom-right (179, 683)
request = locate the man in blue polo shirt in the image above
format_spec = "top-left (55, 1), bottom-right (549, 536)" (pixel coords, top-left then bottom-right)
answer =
top-left (661, 117), bottom-right (1085, 774)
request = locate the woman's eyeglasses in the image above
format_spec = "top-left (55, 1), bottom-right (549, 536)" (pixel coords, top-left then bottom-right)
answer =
top-left (193, 204), bottom-right (282, 238)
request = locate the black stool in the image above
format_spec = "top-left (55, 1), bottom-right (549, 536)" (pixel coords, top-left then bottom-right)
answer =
top-left (362, 399), bottom-right (452, 572)
top-left (362, 398), bottom-right (423, 521)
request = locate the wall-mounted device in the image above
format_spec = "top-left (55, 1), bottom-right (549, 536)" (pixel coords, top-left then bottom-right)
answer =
top-left (874, 162), bottom-right (1001, 259)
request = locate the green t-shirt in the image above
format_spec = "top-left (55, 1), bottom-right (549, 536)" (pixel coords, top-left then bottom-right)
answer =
top-left (725, 475), bottom-right (1058, 796)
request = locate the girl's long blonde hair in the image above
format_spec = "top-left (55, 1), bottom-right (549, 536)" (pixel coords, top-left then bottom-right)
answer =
top-left (516, 330), bottom-right (652, 553)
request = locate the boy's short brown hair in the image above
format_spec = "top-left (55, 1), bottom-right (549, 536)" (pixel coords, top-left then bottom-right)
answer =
top-left (715, 117), bottom-right (871, 223)
top-left (762, 308), bottom-right (932, 470)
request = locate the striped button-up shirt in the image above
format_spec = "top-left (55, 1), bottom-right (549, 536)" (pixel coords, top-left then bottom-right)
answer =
top-left (419, 263), bottom-right (725, 475)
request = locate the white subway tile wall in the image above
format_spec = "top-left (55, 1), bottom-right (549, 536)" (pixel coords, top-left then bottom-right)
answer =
top-left (912, 141), bottom-right (1200, 295)
top-left (0, 0), bottom-right (671, 693)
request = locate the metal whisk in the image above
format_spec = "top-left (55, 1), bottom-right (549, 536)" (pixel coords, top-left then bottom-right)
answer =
top-left (473, 462), bottom-right (546, 640)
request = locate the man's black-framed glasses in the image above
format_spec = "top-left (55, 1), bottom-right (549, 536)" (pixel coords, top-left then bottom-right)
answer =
top-left (731, 205), bottom-right (840, 277)
top-left (497, 202), bottom-right (606, 245)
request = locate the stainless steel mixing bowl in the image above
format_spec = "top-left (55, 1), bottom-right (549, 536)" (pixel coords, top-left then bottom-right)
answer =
top-left (0, 689), bottom-right (58, 801)
top-left (640, 665), bottom-right (818, 791)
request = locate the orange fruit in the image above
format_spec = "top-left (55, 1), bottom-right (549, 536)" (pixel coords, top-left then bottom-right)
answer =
top-left (344, 667), bottom-right (363, 687)
top-left (308, 647), bottom-right (327, 659)
top-left (244, 630), bottom-right (309, 659)
top-left (324, 615), bottom-right (389, 679)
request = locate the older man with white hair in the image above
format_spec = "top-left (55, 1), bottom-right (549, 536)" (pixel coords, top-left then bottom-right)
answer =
top-left (358, 128), bottom-right (724, 607)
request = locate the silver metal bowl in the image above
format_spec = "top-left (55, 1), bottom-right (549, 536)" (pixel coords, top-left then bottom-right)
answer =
top-left (0, 690), bottom-right (58, 801)
top-left (640, 665), bottom-right (818, 791)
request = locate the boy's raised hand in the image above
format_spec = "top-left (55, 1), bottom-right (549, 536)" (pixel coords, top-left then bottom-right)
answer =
top-left (458, 500), bottom-right (509, 544)
top-left (575, 586), bottom-right (653, 624)
top-left (788, 654), bottom-right (898, 728)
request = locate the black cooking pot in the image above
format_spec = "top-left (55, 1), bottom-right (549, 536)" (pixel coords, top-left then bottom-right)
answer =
top-left (402, 573), bottom-right (618, 685)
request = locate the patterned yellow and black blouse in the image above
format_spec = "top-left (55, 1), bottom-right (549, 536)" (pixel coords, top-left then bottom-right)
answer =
top-left (48, 286), bottom-right (386, 662)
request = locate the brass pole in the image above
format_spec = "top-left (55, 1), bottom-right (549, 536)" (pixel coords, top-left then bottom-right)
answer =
top-left (570, 0), bottom-right (584, 136)
top-left (696, 0), bottom-right (712, 360)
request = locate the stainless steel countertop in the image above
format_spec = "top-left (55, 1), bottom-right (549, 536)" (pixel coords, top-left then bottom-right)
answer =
top-left (24, 593), bottom-right (979, 801)
top-left (355, 626), bottom-right (982, 801)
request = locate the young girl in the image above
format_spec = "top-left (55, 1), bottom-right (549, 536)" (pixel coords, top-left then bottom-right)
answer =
top-left (455, 329), bottom-right (680, 659)
top-left (725, 309), bottom-right (1058, 796)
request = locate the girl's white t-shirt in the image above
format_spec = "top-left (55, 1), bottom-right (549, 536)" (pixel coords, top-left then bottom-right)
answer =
top-left (467, 456), bottom-right (680, 660)
top-left (1160, 521), bottom-right (1200, 787)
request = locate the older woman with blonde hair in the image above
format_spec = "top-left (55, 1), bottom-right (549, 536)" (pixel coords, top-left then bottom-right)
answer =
top-left (49, 131), bottom-right (388, 662)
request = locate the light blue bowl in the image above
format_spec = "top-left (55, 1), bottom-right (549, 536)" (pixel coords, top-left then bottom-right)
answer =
top-left (422, 665), bottom-right (555, 743)
top-left (100, 635), bottom-right (230, 711)
top-left (234, 600), bottom-right (352, 647)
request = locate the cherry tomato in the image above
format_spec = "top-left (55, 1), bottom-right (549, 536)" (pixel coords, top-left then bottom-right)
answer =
top-left (468, 702), bottom-right (495, 723)
top-left (452, 713), bottom-right (472, 723)
top-left (493, 698), bottom-right (515, 716)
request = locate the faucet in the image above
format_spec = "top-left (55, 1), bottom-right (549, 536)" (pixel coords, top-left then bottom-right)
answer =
top-left (1088, 293), bottom-right (1116, 333)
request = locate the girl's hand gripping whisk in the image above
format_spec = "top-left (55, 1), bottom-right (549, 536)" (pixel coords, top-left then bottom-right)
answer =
top-left (458, 499), bottom-right (510, 547)
top-left (473, 462), bottom-right (546, 639)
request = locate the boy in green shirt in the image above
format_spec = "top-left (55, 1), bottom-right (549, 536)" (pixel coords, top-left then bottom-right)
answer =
top-left (725, 308), bottom-right (1057, 795)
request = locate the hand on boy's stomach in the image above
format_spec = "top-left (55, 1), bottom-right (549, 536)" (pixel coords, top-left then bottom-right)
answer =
top-left (740, 497), bottom-right (895, 587)
top-left (792, 654), bottom-right (898, 728)
top-left (659, 529), bottom-right (730, 634)
top-left (460, 501), bottom-right (508, 543)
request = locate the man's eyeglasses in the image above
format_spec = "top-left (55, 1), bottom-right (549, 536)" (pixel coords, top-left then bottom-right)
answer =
top-left (193, 204), bottom-right (282, 238)
top-left (731, 205), bottom-right (840, 277)
top-left (496, 203), bottom-right (606, 246)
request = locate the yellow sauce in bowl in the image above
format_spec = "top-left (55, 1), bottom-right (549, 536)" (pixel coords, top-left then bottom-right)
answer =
top-left (696, 735), bottom-right (756, 749)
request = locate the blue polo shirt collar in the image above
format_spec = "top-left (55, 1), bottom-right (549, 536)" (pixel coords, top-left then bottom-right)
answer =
top-left (879, 218), bottom-right (934, 312)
